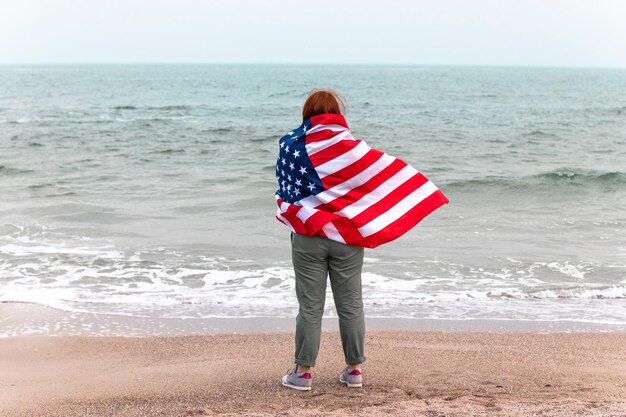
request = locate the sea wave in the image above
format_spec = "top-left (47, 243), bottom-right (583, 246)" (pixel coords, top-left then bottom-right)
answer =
top-left (148, 105), bottom-right (192, 111)
top-left (0, 165), bottom-right (35, 176)
top-left (1, 231), bottom-right (624, 323)
top-left (521, 130), bottom-right (558, 138)
top-left (488, 285), bottom-right (626, 300)
top-left (443, 169), bottom-right (626, 191)
top-left (110, 104), bottom-right (195, 112)
top-left (611, 106), bottom-right (626, 115)
top-left (201, 127), bottom-right (234, 134)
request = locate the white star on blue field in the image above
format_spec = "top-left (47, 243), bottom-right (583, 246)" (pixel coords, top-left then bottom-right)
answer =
top-left (275, 121), bottom-right (324, 204)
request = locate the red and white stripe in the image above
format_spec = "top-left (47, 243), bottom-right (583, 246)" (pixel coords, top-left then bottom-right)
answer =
top-left (276, 114), bottom-right (448, 248)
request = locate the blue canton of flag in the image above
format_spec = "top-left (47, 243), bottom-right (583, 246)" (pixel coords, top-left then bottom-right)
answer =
top-left (275, 122), bottom-right (324, 204)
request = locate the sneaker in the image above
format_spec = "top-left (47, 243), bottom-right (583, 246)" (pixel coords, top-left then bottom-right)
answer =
top-left (281, 364), bottom-right (312, 391)
top-left (339, 366), bottom-right (363, 388)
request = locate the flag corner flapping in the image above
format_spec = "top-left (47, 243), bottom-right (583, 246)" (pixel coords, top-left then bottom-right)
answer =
top-left (275, 114), bottom-right (447, 248)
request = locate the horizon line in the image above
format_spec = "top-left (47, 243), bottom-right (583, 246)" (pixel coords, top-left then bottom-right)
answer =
top-left (1, 61), bottom-right (625, 70)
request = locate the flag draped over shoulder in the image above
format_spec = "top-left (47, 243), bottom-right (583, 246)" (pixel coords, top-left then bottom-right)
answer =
top-left (275, 113), bottom-right (448, 248)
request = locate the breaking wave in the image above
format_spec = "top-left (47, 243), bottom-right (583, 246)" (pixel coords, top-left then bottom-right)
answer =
top-left (443, 169), bottom-right (626, 191)
top-left (489, 285), bottom-right (626, 300)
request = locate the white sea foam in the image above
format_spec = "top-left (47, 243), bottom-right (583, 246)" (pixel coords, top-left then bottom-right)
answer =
top-left (524, 285), bottom-right (626, 299)
top-left (1, 238), bottom-right (625, 326)
top-left (1, 221), bottom-right (625, 326)
top-left (0, 288), bottom-right (78, 311)
top-left (0, 243), bottom-right (123, 258)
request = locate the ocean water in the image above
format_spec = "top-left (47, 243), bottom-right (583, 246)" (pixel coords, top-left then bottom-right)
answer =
top-left (1, 64), bottom-right (625, 333)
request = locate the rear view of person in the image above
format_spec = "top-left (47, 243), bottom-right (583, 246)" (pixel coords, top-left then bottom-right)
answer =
top-left (279, 90), bottom-right (364, 390)
top-left (275, 89), bottom-right (448, 390)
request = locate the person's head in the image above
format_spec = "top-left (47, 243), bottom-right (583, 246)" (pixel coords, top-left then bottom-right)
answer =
top-left (302, 89), bottom-right (346, 121)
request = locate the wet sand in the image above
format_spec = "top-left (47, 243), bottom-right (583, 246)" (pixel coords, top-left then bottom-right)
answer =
top-left (1, 331), bottom-right (625, 416)
top-left (3, 302), bottom-right (624, 337)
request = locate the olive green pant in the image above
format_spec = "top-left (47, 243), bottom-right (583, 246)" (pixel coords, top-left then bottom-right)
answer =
top-left (291, 232), bottom-right (366, 367)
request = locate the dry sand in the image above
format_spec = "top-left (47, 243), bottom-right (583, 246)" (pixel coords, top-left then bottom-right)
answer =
top-left (1, 331), bottom-right (625, 416)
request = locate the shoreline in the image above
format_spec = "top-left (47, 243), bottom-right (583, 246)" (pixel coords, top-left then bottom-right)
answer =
top-left (2, 302), bottom-right (625, 339)
top-left (1, 302), bottom-right (625, 415)
top-left (1, 330), bottom-right (625, 416)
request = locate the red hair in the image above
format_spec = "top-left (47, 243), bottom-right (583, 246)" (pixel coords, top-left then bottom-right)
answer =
top-left (302, 89), bottom-right (346, 121)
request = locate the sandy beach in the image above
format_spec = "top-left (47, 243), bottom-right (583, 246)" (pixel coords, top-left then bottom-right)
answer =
top-left (1, 330), bottom-right (625, 417)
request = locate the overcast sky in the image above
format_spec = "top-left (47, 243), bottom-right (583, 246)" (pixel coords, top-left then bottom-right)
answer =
top-left (1, 0), bottom-right (625, 67)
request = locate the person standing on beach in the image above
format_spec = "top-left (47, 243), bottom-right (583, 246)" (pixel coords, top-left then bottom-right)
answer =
top-left (276, 90), bottom-right (448, 391)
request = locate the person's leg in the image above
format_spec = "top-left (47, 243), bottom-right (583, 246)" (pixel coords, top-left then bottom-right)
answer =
top-left (327, 240), bottom-right (365, 368)
top-left (291, 233), bottom-right (329, 370)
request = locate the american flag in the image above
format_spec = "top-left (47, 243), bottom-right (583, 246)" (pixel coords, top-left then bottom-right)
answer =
top-left (275, 113), bottom-right (448, 248)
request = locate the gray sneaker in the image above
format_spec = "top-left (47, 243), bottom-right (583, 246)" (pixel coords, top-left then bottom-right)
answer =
top-left (281, 364), bottom-right (312, 391)
top-left (339, 366), bottom-right (363, 387)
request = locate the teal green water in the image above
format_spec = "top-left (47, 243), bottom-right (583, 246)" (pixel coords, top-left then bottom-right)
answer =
top-left (1, 65), bottom-right (625, 330)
